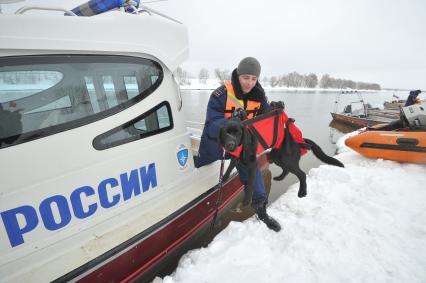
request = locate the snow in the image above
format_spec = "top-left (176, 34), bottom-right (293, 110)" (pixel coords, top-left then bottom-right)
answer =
top-left (178, 79), bottom-right (221, 90)
top-left (153, 132), bottom-right (426, 283)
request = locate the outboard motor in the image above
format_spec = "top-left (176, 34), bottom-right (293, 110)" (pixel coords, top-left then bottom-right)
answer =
top-left (402, 103), bottom-right (426, 127)
top-left (343, 104), bottom-right (352, 113)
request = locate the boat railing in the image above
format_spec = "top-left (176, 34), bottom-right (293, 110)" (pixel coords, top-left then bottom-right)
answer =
top-left (10, 1), bottom-right (183, 24)
top-left (14, 6), bottom-right (77, 15)
top-left (333, 90), bottom-right (369, 116)
top-left (139, 4), bottom-right (183, 24)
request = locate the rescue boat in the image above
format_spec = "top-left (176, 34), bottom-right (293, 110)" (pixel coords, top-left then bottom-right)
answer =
top-left (331, 91), bottom-right (400, 129)
top-left (0, 1), bottom-right (270, 282)
top-left (345, 130), bottom-right (426, 164)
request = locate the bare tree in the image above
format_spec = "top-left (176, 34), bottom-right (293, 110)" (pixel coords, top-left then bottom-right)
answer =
top-left (174, 67), bottom-right (190, 85)
top-left (357, 82), bottom-right (381, 90)
top-left (214, 68), bottom-right (231, 85)
top-left (305, 73), bottom-right (318, 88)
top-left (287, 72), bottom-right (304, 87)
top-left (319, 74), bottom-right (331, 88)
top-left (269, 76), bottom-right (279, 87)
top-left (198, 68), bottom-right (209, 84)
top-left (280, 74), bottom-right (289, 87)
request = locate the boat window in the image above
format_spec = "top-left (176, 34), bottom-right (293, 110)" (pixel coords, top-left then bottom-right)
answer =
top-left (93, 101), bottom-right (173, 150)
top-left (124, 76), bottom-right (139, 99)
top-left (102, 76), bottom-right (119, 108)
top-left (0, 55), bottom-right (163, 149)
top-left (84, 76), bottom-right (101, 113)
top-left (0, 71), bottom-right (63, 103)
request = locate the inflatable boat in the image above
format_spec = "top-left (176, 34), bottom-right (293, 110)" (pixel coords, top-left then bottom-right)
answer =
top-left (345, 130), bottom-right (426, 164)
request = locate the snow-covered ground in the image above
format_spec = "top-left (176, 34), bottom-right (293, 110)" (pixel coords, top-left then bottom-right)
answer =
top-left (154, 132), bottom-right (426, 283)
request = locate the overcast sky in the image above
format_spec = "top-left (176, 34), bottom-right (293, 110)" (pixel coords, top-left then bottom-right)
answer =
top-left (2, 0), bottom-right (425, 89)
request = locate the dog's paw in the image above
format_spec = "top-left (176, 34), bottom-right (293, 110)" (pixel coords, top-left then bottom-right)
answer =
top-left (298, 189), bottom-right (307, 198)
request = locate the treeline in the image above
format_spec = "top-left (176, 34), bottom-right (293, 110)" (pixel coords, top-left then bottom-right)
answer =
top-left (0, 71), bottom-right (61, 84)
top-left (174, 67), bottom-right (382, 91)
top-left (318, 74), bottom-right (381, 90)
top-left (268, 72), bottom-right (318, 88)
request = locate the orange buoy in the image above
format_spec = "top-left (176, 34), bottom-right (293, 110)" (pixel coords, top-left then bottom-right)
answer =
top-left (345, 130), bottom-right (426, 164)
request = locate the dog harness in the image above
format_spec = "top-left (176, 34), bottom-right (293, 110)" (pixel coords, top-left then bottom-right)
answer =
top-left (223, 81), bottom-right (261, 119)
top-left (226, 109), bottom-right (308, 158)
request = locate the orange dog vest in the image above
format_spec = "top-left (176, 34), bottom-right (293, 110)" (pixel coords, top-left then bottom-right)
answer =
top-left (226, 110), bottom-right (307, 158)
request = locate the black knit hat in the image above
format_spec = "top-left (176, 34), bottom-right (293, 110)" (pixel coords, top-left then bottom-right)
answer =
top-left (237, 57), bottom-right (261, 77)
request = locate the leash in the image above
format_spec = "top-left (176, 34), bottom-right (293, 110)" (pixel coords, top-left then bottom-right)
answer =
top-left (210, 151), bottom-right (226, 230)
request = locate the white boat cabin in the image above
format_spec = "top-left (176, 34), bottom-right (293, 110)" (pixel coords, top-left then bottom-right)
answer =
top-left (0, 4), bottom-right (223, 282)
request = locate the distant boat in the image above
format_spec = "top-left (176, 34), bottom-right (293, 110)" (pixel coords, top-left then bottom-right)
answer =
top-left (331, 91), bottom-right (400, 129)
top-left (331, 102), bottom-right (400, 129)
top-left (383, 100), bottom-right (406, 110)
top-left (330, 112), bottom-right (396, 128)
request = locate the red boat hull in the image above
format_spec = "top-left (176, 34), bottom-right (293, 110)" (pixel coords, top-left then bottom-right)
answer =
top-left (53, 156), bottom-right (270, 283)
top-left (331, 112), bottom-right (374, 128)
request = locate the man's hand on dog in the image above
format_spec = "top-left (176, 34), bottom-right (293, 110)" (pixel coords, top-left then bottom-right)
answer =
top-left (270, 101), bottom-right (285, 110)
top-left (231, 108), bottom-right (247, 121)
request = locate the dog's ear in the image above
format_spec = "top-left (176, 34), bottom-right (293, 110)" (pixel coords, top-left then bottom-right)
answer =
top-left (218, 124), bottom-right (227, 146)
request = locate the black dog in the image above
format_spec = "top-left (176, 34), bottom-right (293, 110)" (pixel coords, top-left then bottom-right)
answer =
top-left (219, 114), bottom-right (344, 205)
top-left (219, 118), bottom-right (258, 206)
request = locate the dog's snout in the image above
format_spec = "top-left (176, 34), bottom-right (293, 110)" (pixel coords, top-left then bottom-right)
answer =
top-left (225, 140), bottom-right (237, 151)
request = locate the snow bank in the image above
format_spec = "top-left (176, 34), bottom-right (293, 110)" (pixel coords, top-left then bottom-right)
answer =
top-left (154, 133), bottom-right (426, 283)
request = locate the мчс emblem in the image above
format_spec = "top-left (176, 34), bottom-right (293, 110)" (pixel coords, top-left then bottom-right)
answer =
top-left (176, 144), bottom-right (189, 169)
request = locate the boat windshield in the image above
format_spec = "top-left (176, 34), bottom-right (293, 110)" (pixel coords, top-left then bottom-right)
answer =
top-left (0, 55), bottom-right (163, 148)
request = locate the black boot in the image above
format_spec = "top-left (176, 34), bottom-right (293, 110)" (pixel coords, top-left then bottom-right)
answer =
top-left (255, 204), bottom-right (281, 232)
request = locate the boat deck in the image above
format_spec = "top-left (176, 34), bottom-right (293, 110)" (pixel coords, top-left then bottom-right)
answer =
top-left (367, 114), bottom-right (398, 124)
top-left (367, 109), bottom-right (400, 119)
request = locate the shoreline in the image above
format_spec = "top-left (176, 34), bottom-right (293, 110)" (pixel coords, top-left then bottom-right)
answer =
top-left (179, 84), bottom-right (393, 93)
top-left (177, 79), bottom-right (398, 92)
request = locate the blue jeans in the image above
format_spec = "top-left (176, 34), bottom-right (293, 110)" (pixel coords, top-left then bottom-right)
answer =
top-left (236, 163), bottom-right (268, 209)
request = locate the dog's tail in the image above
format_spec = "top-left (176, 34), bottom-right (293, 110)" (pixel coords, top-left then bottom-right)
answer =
top-left (304, 138), bottom-right (344, 167)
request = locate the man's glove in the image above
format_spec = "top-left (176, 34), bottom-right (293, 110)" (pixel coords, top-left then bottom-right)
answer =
top-left (231, 108), bottom-right (247, 121)
top-left (270, 101), bottom-right (285, 110)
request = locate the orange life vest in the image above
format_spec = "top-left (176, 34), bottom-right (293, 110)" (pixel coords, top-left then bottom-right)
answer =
top-left (223, 81), bottom-right (261, 119)
top-left (226, 110), bottom-right (307, 158)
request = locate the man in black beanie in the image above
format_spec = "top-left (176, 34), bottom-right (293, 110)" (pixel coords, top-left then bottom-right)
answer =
top-left (404, 89), bottom-right (422, 107)
top-left (195, 57), bottom-right (281, 232)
